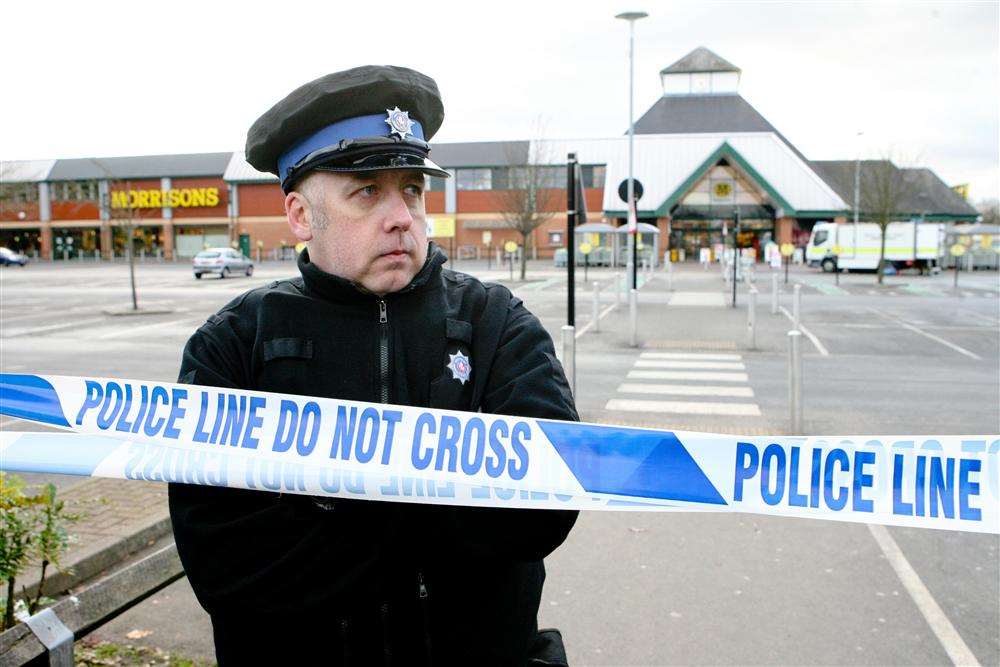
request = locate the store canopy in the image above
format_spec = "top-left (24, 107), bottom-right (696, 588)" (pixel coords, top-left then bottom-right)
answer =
top-left (613, 222), bottom-right (660, 234)
top-left (575, 222), bottom-right (616, 233)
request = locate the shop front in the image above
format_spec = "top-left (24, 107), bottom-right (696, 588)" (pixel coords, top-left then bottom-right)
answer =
top-left (174, 224), bottom-right (231, 258)
top-left (51, 226), bottom-right (100, 260)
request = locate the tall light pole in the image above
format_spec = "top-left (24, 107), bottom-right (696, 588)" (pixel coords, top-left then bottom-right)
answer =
top-left (852, 131), bottom-right (864, 256)
top-left (616, 10), bottom-right (647, 347)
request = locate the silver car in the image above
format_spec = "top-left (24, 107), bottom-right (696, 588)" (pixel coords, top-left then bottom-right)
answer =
top-left (193, 248), bottom-right (254, 279)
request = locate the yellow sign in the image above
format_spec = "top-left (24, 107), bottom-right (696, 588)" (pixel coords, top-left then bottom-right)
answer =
top-left (111, 188), bottom-right (220, 209)
top-left (780, 243), bottom-right (795, 257)
top-left (588, 233), bottom-right (600, 246)
top-left (426, 216), bottom-right (455, 238)
top-left (713, 182), bottom-right (733, 199)
top-left (504, 241), bottom-right (518, 253)
top-left (579, 242), bottom-right (593, 255)
top-left (980, 234), bottom-right (993, 250)
top-left (949, 243), bottom-right (966, 257)
top-left (952, 183), bottom-right (970, 201)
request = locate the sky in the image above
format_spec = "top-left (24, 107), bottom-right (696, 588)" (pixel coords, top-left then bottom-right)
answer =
top-left (3, 1), bottom-right (998, 203)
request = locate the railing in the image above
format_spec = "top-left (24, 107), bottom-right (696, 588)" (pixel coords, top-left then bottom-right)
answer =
top-left (0, 544), bottom-right (184, 666)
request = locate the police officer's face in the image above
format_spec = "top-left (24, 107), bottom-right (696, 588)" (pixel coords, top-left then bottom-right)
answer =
top-left (287, 170), bottom-right (428, 295)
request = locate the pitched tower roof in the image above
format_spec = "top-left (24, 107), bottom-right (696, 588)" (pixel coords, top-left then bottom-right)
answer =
top-left (660, 47), bottom-right (741, 75)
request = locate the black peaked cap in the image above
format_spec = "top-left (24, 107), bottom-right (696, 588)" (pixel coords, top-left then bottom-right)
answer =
top-left (245, 65), bottom-right (445, 177)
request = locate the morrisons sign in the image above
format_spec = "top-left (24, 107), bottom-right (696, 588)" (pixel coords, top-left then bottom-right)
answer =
top-left (110, 187), bottom-right (221, 209)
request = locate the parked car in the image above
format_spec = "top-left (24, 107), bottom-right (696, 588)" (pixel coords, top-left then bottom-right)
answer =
top-left (193, 248), bottom-right (254, 279)
top-left (0, 247), bottom-right (28, 266)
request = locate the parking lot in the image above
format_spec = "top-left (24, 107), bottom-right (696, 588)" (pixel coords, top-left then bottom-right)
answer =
top-left (1, 258), bottom-right (997, 665)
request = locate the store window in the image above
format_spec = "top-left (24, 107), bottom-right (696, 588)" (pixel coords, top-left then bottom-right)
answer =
top-left (456, 168), bottom-right (492, 191)
top-left (583, 165), bottom-right (606, 189)
top-left (548, 231), bottom-right (564, 245)
top-left (425, 175), bottom-right (447, 192)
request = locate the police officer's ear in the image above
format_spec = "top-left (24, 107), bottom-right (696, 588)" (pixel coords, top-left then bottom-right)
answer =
top-left (284, 187), bottom-right (314, 242)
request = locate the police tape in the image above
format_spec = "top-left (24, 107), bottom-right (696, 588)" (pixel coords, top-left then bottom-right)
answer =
top-left (0, 373), bottom-right (996, 533)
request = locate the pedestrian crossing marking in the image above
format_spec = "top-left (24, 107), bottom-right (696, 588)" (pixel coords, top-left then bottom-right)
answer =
top-left (634, 360), bottom-right (746, 370)
top-left (627, 370), bottom-right (749, 382)
top-left (605, 399), bottom-right (761, 416)
top-left (639, 352), bottom-right (742, 361)
top-left (617, 383), bottom-right (755, 398)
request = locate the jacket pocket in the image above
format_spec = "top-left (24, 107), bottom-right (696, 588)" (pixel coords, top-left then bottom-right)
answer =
top-left (263, 337), bottom-right (313, 362)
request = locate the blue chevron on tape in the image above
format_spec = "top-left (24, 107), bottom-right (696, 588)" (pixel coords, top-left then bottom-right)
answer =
top-left (1, 433), bottom-right (123, 476)
top-left (537, 421), bottom-right (727, 505)
top-left (0, 374), bottom-right (70, 427)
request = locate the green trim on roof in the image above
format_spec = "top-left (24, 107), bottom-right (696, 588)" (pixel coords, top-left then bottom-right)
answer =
top-left (794, 210), bottom-right (849, 220)
top-left (603, 209), bottom-right (659, 218)
top-left (655, 142), bottom-right (796, 217)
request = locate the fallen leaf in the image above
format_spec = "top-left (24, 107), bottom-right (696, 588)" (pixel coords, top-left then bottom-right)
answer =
top-left (125, 629), bottom-right (152, 639)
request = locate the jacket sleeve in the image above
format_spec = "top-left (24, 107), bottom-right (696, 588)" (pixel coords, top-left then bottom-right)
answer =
top-left (448, 295), bottom-right (580, 562)
top-left (168, 318), bottom-right (381, 615)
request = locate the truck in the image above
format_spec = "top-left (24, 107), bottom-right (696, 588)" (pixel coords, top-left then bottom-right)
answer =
top-left (805, 221), bottom-right (943, 273)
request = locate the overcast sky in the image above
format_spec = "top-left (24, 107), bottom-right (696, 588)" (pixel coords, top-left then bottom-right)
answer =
top-left (4, 1), bottom-right (997, 202)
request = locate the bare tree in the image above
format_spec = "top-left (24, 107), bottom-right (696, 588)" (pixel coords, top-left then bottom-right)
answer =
top-left (976, 198), bottom-right (999, 226)
top-left (492, 137), bottom-right (559, 281)
top-left (859, 154), bottom-right (918, 285)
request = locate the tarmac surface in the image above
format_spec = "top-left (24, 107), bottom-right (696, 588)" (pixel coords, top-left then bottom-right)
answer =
top-left (1, 256), bottom-right (997, 665)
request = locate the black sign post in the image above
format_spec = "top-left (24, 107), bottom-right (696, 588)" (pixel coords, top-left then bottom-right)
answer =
top-left (618, 178), bottom-right (644, 290)
top-left (732, 208), bottom-right (741, 308)
top-left (567, 153), bottom-right (577, 327)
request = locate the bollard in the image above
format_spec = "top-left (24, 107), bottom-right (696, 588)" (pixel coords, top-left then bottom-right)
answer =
top-left (33, 249), bottom-right (39, 261)
top-left (561, 325), bottom-right (576, 397)
top-left (62, 249), bottom-right (69, 262)
top-left (771, 273), bottom-right (779, 315)
top-left (614, 272), bottom-right (621, 307)
top-left (747, 289), bottom-right (757, 350)
top-left (140, 248), bottom-right (145, 262)
top-left (95, 249), bottom-right (100, 262)
top-left (156, 248), bottom-right (163, 262)
top-left (793, 284), bottom-right (801, 329)
top-left (78, 250), bottom-right (84, 263)
top-left (592, 281), bottom-right (601, 333)
top-left (787, 329), bottom-right (803, 434)
top-left (256, 248), bottom-right (261, 264)
top-left (629, 288), bottom-right (638, 347)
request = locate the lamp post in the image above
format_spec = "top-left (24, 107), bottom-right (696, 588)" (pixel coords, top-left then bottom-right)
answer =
top-left (616, 10), bottom-right (647, 347)
top-left (852, 131), bottom-right (864, 256)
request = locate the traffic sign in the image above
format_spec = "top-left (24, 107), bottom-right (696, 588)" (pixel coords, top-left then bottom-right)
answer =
top-left (504, 241), bottom-right (518, 254)
top-left (579, 242), bottom-right (593, 255)
top-left (617, 178), bottom-right (644, 203)
top-left (780, 243), bottom-right (795, 257)
top-left (950, 243), bottom-right (967, 257)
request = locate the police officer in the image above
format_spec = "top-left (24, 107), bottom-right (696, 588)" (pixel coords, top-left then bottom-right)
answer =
top-left (168, 66), bottom-right (578, 666)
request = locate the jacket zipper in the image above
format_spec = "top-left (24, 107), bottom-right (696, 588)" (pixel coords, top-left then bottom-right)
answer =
top-left (378, 299), bottom-right (389, 404)
top-left (417, 570), bottom-right (432, 665)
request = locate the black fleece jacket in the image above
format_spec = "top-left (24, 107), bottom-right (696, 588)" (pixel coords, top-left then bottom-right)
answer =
top-left (168, 244), bottom-right (579, 666)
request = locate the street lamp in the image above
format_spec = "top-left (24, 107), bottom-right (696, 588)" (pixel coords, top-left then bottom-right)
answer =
top-left (852, 130), bottom-right (864, 256)
top-left (616, 10), bottom-right (647, 347)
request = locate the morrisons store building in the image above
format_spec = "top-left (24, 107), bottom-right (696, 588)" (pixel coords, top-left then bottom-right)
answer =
top-left (0, 48), bottom-right (978, 262)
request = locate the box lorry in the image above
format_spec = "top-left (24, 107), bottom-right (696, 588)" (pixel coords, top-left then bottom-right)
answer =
top-left (806, 221), bottom-right (943, 273)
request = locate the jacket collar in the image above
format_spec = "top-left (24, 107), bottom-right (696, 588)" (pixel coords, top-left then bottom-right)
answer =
top-left (297, 242), bottom-right (447, 303)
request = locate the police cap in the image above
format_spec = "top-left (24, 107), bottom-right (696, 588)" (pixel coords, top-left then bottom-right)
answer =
top-left (246, 65), bottom-right (449, 192)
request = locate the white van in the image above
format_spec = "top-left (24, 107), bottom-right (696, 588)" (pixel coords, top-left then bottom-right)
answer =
top-left (806, 222), bottom-right (943, 273)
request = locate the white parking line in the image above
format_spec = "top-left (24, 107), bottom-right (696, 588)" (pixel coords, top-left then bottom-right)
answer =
top-left (867, 524), bottom-right (980, 667)
top-left (640, 352), bottom-right (743, 361)
top-left (869, 309), bottom-right (982, 361)
top-left (97, 317), bottom-right (200, 340)
top-left (617, 383), bottom-right (755, 397)
top-left (778, 306), bottom-right (831, 357)
top-left (634, 360), bottom-right (746, 370)
top-left (606, 398), bottom-right (761, 416)
top-left (575, 303), bottom-right (618, 339)
top-left (627, 370), bottom-right (749, 382)
top-left (4, 317), bottom-right (107, 338)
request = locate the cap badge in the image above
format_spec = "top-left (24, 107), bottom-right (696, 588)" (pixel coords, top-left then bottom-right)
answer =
top-left (446, 350), bottom-right (472, 385)
top-left (385, 107), bottom-right (414, 139)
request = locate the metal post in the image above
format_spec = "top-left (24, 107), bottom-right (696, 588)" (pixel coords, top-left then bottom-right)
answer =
top-left (256, 248), bottom-right (261, 263)
top-left (95, 249), bottom-right (100, 262)
top-left (771, 273), bottom-right (779, 315)
top-left (592, 282), bottom-right (601, 333)
top-left (62, 249), bottom-right (68, 261)
top-left (793, 284), bottom-right (801, 329)
top-left (788, 329), bottom-right (803, 434)
top-left (156, 247), bottom-right (163, 262)
top-left (627, 19), bottom-right (637, 293)
top-left (747, 289), bottom-right (757, 350)
top-left (666, 259), bottom-right (673, 291)
top-left (561, 325), bottom-right (576, 397)
top-left (629, 288), bottom-right (638, 347)
top-left (567, 155), bottom-right (577, 328)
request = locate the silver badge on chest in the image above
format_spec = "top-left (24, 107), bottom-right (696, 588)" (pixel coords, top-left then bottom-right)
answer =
top-left (446, 350), bottom-right (472, 385)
